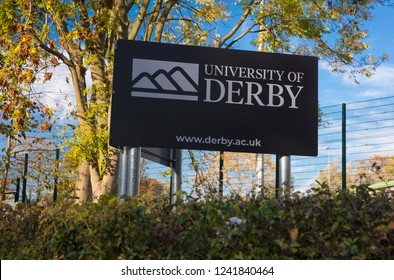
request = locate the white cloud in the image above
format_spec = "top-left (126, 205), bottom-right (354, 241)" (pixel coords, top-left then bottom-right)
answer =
top-left (342, 64), bottom-right (394, 88)
top-left (33, 64), bottom-right (75, 119)
top-left (318, 61), bottom-right (331, 72)
top-left (360, 89), bottom-right (387, 97)
top-left (319, 61), bottom-right (394, 100)
top-left (32, 63), bottom-right (92, 123)
top-left (320, 60), bottom-right (394, 85)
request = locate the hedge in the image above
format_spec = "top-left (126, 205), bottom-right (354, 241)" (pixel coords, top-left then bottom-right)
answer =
top-left (1, 186), bottom-right (393, 259)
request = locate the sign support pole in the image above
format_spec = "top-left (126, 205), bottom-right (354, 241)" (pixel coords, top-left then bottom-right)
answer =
top-left (128, 147), bottom-right (141, 196)
top-left (170, 149), bottom-right (182, 204)
top-left (118, 147), bottom-right (128, 200)
top-left (118, 147), bottom-right (141, 200)
top-left (278, 155), bottom-right (291, 197)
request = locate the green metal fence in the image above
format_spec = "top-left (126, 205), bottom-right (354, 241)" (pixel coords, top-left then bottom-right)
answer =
top-left (145, 96), bottom-right (394, 195)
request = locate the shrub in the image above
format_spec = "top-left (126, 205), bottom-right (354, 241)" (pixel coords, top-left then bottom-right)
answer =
top-left (1, 187), bottom-right (393, 259)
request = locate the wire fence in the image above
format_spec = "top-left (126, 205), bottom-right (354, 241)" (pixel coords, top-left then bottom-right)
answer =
top-left (1, 138), bottom-right (65, 204)
top-left (144, 96), bottom-right (394, 195)
top-left (2, 96), bottom-right (393, 201)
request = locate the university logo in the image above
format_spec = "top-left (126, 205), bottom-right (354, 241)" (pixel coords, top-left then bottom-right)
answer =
top-left (131, 59), bottom-right (199, 101)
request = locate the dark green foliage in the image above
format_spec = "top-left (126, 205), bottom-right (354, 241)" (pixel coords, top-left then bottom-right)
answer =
top-left (1, 187), bottom-right (393, 260)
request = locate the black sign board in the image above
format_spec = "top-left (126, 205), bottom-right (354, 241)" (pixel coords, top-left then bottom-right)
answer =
top-left (110, 40), bottom-right (318, 156)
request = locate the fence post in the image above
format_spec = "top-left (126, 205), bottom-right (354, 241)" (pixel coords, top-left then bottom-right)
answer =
top-left (22, 153), bottom-right (28, 203)
top-left (15, 178), bottom-right (20, 202)
top-left (342, 103), bottom-right (346, 191)
top-left (219, 151), bottom-right (224, 197)
top-left (53, 149), bottom-right (60, 206)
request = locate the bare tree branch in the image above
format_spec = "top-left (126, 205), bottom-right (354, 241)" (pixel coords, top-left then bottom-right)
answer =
top-left (154, 0), bottom-right (178, 42)
top-left (26, 29), bottom-right (73, 68)
top-left (217, 0), bottom-right (258, 48)
top-left (129, 0), bottom-right (150, 40)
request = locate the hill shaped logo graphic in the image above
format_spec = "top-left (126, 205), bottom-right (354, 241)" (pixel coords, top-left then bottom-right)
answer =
top-left (131, 59), bottom-right (199, 101)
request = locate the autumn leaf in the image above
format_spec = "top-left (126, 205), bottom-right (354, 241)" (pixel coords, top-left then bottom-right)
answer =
top-left (40, 121), bottom-right (52, 132)
top-left (50, 56), bottom-right (60, 66)
top-left (289, 228), bottom-right (299, 242)
top-left (43, 72), bottom-right (53, 82)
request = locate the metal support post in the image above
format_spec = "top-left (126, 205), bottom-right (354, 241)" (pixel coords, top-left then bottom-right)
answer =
top-left (170, 149), bottom-right (183, 204)
top-left (53, 149), bottom-right (60, 206)
top-left (278, 155), bottom-right (291, 197)
top-left (15, 178), bottom-right (20, 202)
top-left (342, 103), bottom-right (347, 191)
top-left (118, 147), bottom-right (128, 200)
top-left (22, 153), bottom-right (28, 203)
top-left (275, 155), bottom-right (279, 198)
top-left (256, 153), bottom-right (264, 198)
top-left (219, 151), bottom-right (224, 197)
top-left (128, 147), bottom-right (141, 196)
top-left (117, 147), bottom-right (141, 200)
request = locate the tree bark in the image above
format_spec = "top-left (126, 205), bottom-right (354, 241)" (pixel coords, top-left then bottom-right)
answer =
top-left (129, 0), bottom-right (150, 40)
top-left (1, 135), bottom-right (12, 201)
top-left (154, 0), bottom-right (178, 42)
top-left (75, 160), bottom-right (92, 202)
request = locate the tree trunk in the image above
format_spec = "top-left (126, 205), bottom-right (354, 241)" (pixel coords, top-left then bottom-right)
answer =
top-left (75, 160), bottom-right (92, 202)
top-left (1, 135), bottom-right (12, 201)
top-left (75, 146), bottom-right (119, 202)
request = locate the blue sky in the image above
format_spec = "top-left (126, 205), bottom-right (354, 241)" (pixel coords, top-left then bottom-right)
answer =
top-left (318, 5), bottom-right (394, 106)
top-left (289, 5), bottom-right (394, 191)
